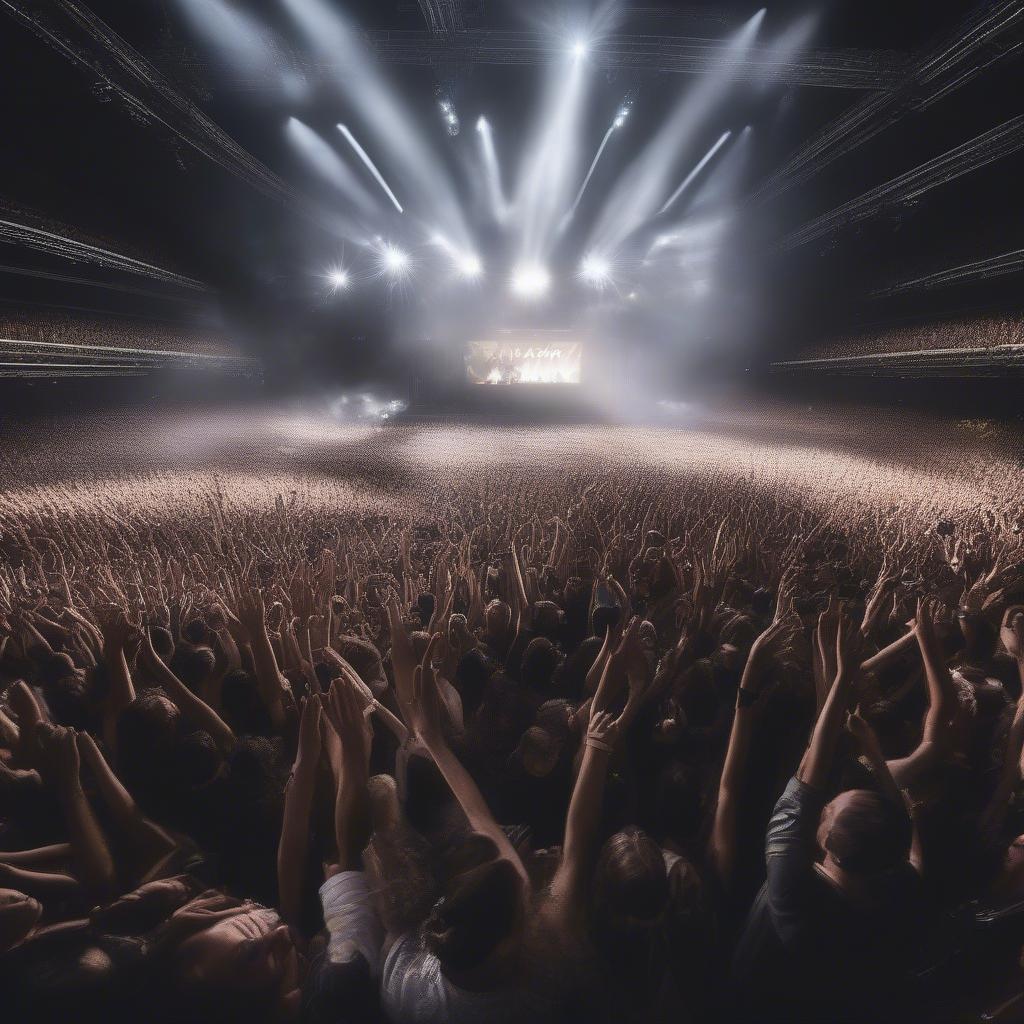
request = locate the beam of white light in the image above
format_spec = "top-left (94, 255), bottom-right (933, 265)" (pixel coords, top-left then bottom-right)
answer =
top-left (337, 124), bottom-right (404, 213)
top-left (586, 8), bottom-right (765, 256)
top-left (658, 131), bottom-right (732, 215)
top-left (514, 32), bottom-right (590, 261)
top-left (476, 117), bottom-right (509, 223)
top-left (571, 40), bottom-right (588, 59)
top-left (579, 252), bottom-right (612, 289)
top-left (561, 102), bottom-right (631, 231)
top-left (688, 125), bottom-right (754, 210)
top-left (286, 118), bottom-right (379, 214)
top-left (429, 232), bottom-right (483, 279)
top-left (510, 263), bottom-right (551, 299)
top-left (280, 0), bottom-right (473, 249)
top-left (174, 0), bottom-right (291, 92)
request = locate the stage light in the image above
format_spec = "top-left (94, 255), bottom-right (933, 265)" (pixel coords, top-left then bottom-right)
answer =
top-left (381, 244), bottom-right (409, 275)
top-left (457, 254), bottom-right (483, 279)
top-left (328, 268), bottom-right (350, 291)
top-left (572, 40), bottom-right (588, 59)
top-left (475, 116), bottom-right (509, 223)
top-left (337, 124), bottom-right (404, 214)
top-left (586, 8), bottom-right (764, 256)
top-left (510, 263), bottom-right (551, 299)
top-left (580, 253), bottom-right (612, 288)
top-left (439, 98), bottom-right (460, 135)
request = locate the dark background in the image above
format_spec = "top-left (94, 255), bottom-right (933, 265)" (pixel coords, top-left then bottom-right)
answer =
top-left (1, 0), bottom-right (1022, 399)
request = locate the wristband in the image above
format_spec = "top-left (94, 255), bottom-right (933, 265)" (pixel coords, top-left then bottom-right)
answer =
top-left (736, 687), bottom-right (760, 709)
top-left (586, 737), bottom-right (613, 753)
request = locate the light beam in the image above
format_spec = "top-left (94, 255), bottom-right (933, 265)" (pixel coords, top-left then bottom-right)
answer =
top-left (658, 131), bottom-right (732, 215)
top-left (337, 124), bottom-right (404, 214)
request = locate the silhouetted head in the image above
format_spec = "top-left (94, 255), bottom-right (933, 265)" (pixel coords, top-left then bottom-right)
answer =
top-left (149, 626), bottom-right (175, 662)
top-left (592, 828), bottom-right (670, 935)
top-left (521, 637), bottom-right (562, 691)
top-left (171, 646), bottom-right (216, 694)
top-left (485, 599), bottom-right (511, 638)
top-left (592, 604), bottom-right (622, 639)
top-left (38, 651), bottom-right (78, 687)
top-left (516, 726), bottom-right (561, 778)
top-left (423, 854), bottom-right (523, 979)
top-left (532, 601), bottom-right (563, 641)
top-left (818, 789), bottom-right (911, 876)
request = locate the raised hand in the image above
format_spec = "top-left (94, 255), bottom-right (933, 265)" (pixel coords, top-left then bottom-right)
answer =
top-left (1001, 605), bottom-right (1024, 664)
top-left (296, 695), bottom-right (322, 768)
top-left (409, 633), bottom-right (444, 745)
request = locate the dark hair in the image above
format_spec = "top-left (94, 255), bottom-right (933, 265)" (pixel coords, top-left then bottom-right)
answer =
top-left (592, 604), bottom-right (622, 639)
top-left (38, 652), bottom-right (77, 687)
top-left (181, 618), bottom-right (211, 646)
top-left (521, 637), bottom-right (561, 691)
top-left (423, 856), bottom-right (522, 975)
top-left (592, 828), bottom-right (670, 931)
top-left (149, 626), bottom-right (175, 662)
top-left (170, 729), bottom-right (223, 789)
top-left (46, 673), bottom-right (90, 730)
top-left (116, 692), bottom-right (183, 814)
top-left (552, 636), bottom-right (601, 700)
top-left (825, 790), bottom-right (911, 876)
top-left (170, 646), bottom-right (216, 694)
top-left (531, 601), bottom-right (563, 641)
top-left (416, 592), bottom-right (435, 626)
top-left (591, 828), bottom-right (673, 1005)
top-left (220, 669), bottom-right (273, 736)
top-left (454, 648), bottom-right (493, 719)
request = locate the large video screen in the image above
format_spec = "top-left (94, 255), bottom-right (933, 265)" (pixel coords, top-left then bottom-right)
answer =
top-left (465, 337), bottom-right (582, 385)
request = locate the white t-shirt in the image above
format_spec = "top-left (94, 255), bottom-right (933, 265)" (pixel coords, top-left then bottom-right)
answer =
top-left (381, 932), bottom-right (550, 1024)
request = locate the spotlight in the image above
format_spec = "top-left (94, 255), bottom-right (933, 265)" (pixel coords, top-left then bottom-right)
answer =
top-left (381, 245), bottom-right (409, 275)
top-left (571, 40), bottom-right (588, 59)
top-left (457, 254), bottom-right (483, 279)
top-left (580, 253), bottom-right (612, 288)
top-left (510, 263), bottom-right (551, 299)
top-left (328, 268), bottom-right (350, 291)
top-left (374, 242), bottom-right (411, 282)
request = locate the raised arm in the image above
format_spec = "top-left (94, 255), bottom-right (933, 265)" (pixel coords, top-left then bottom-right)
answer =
top-left (136, 630), bottom-right (236, 754)
top-left (403, 627), bottom-right (528, 884)
top-left (548, 620), bottom-right (641, 915)
top-left (235, 586), bottom-right (288, 732)
top-left (711, 616), bottom-right (793, 887)
top-left (278, 696), bottom-right (321, 926)
top-left (798, 609), bottom-right (863, 790)
top-left (42, 728), bottom-right (116, 900)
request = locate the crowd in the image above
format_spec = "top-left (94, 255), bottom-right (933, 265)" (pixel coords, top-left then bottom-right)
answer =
top-left (0, 311), bottom-right (239, 357)
top-left (808, 315), bottom-right (1024, 360)
top-left (3, 475), bottom-right (1024, 1024)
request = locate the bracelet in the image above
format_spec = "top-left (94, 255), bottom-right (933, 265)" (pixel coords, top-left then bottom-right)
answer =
top-left (736, 687), bottom-right (760, 709)
top-left (586, 737), bottom-right (613, 752)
